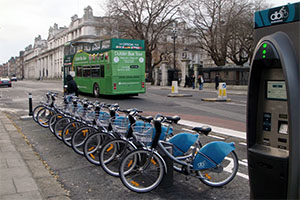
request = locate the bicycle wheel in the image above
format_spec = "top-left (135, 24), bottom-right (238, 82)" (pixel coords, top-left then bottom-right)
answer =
top-left (62, 121), bottom-right (81, 147)
top-left (36, 107), bottom-right (53, 128)
top-left (100, 139), bottom-right (136, 177)
top-left (119, 149), bottom-right (165, 193)
top-left (71, 126), bottom-right (96, 155)
top-left (197, 151), bottom-right (239, 187)
top-left (83, 132), bottom-right (114, 165)
top-left (33, 105), bottom-right (45, 123)
top-left (49, 113), bottom-right (62, 134)
top-left (54, 118), bottom-right (71, 140)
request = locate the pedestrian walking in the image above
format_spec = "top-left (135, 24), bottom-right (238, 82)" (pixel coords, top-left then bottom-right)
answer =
top-left (198, 74), bottom-right (204, 90)
top-left (191, 74), bottom-right (195, 89)
top-left (65, 75), bottom-right (79, 102)
top-left (215, 74), bottom-right (220, 90)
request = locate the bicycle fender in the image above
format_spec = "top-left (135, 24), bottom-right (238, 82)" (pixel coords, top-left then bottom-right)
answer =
top-left (193, 141), bottom-right (235, 170)
top-left (169, 133), bottom-right (198, 157)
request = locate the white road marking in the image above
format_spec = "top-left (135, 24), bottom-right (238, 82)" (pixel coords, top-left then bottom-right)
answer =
top-left (178, 120), bottom-right (246, 140)
top-left (225, 157), bottom-right (249, 180)
top-left (239, 142), bottom-right (247, 146)
top-left (208, 135), bottom-right (225, 140)
top-left (181, 128), bottom-right (195, 133)
top-left (226, 102), bottom-right (246, 107)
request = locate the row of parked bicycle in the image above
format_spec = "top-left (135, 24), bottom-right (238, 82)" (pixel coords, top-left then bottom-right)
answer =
top-left (32, 91), bottom-right (239, 193)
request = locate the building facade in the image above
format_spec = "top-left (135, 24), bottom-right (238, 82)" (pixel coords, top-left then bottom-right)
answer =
top-left (21, 6), bottom-right (121, 80)
top-left (0, 6), bottom-right (249, 85)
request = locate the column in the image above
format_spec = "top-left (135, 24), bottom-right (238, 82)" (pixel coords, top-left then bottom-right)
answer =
top-left (160, 62), bottom-right (168, 86)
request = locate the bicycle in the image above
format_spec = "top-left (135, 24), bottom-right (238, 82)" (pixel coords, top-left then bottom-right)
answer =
top-left (83, 107), bottom-right (144, 165)
top-left (35, 92), bottom-right (64, 128)
top-left (61, 101), bottom-right (105, 147)
top-left (118, 117), bottom-right (239, 193)
top-left (71, 103), bottom-right (121, 156)
top-left (53, 98), bottom-right (91, 141)
top-left (99, 111), bottom-right (154, 175)
top-left (32, 91), bottom-right (53, 123)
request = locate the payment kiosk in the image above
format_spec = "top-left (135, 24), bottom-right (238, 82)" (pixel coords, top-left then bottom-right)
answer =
top-left (247, 2), bottom-right (299, 199)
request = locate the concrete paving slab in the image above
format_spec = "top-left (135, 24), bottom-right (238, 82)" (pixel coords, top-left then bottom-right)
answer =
top-left (0, 159), bottom-right (8, 168)
top-left (0, 145), bottom-right (17, 152)
top-left (6, 158), bottom-right (26, 168)
top-left (0, 152), bottom-right (22, 160)
top-left (27, 160), bottom-right (52, 178)
top-left (0, 136), bottom-right (10, 141)
top-left (1, 191), bottom-right (43, 200)
top-left (13, 177), bottom-right (39, 193)
top-left (18, 151), bottom-right (39, 161)
top-left (0, 140), bottom-right (12, 146)
top-left (2, 120), bottom-right (12, 125)
top-left (35, 177), bottom-right (69, 199)
top-left (3, 125), bottom-right (17, 131)
top-left (0, 166), bottom-right (31, 181)
top-left (0, 179), bottom-right (16, 196)
top-left (48, 195), bottom-right (71, 200)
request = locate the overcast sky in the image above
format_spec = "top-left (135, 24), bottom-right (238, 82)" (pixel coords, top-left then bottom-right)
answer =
top-left (0, 0), bottom-right (298, 64)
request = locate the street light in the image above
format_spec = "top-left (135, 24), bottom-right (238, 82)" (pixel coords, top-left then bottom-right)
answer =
top-left (171, 22), bottom-right (177, 81)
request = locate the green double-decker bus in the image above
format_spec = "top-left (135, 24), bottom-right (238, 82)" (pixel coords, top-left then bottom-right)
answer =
top-left (63, 38), bottom-right (146, 96)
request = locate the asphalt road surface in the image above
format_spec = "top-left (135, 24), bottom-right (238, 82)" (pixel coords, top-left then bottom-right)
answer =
top-left (0, 80), bottom-right (250, 199)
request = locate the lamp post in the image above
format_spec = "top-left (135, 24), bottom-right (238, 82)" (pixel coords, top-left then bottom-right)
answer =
top-left (171, 22), bottom-right (177, 81)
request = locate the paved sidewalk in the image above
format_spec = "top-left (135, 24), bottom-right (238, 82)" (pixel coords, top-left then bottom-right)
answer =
top-left (0, 112), bottom-right (70, 200)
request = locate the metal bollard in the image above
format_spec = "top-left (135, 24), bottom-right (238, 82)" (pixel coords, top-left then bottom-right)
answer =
top-left (28, 93), bottom-right (33, 116)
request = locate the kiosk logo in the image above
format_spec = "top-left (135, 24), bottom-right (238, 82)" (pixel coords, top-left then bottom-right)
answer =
top-left (269, 6), bottom-right (289, 24)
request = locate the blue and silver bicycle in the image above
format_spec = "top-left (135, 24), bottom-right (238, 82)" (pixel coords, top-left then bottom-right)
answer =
top-left (118, 117), bottom-right (239, 193)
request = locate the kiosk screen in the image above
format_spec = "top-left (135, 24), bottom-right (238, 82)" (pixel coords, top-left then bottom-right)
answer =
top-left (266, 81), bottom-right (287, 100)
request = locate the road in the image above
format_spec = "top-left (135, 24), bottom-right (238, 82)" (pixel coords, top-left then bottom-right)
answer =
top-left (0, 80), bottom-right (250, 199)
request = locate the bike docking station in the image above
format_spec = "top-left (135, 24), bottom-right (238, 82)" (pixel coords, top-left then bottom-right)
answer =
top-left (167, 81), bottom-right (192, 97)
top-left (247, 2), bottom-right (299, 199)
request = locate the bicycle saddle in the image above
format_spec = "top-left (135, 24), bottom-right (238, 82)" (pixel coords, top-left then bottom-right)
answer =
top-left (192, 126), bottom-right (212, 135)
top-left (139, 116), bottom-right (153, 123)
top-left (166, 116), bottom-right (181, 124)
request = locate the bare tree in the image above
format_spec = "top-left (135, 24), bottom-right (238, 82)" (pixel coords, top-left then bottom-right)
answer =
top-left (105, 0), bottom-right (184, 81)
top-left (226, 1), bottom-right (253, 66)
top-left (227, 0), bottom-right (270, 66)
top-left (185, 0), bottom-right (271, 67)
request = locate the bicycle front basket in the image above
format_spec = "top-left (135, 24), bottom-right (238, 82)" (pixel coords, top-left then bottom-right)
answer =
top-left (110, 116), bottom-right (129, 135)
top-left (96, 111), bottom-right (110, 127)
top-left (132, 123), bottom-right (153, 143)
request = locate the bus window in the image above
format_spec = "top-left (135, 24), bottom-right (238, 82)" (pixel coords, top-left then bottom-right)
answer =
top-left (84, 44), bottom-right (91, 52)
top-left (83, 66), bottom-right (91, 77)
top-left (92, 41), bottom-right (101, 51)
top-left (77, 66), bottom-right (83, 77)
top-left (70, 46), bottom-right (77, 54)
top-left (100, 65), bottom-right (105, 78)
top-left (91, 66), bottom-right (100, 77)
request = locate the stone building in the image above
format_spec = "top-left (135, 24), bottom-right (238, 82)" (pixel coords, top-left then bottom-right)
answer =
top-left (22, 6), bottom-right (121, 79)
top-left (0, 5), bottom-right (249, 85)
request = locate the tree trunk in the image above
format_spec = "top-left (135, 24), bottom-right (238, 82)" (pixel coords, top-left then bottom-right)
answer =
top-left (145, 50), bottom-right (153, 83)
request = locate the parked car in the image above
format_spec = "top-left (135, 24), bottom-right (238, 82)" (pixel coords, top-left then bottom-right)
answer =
top-left (11, 76), bottom-right (17, 81)
top-left (0, 77), bottom-right (12, 87)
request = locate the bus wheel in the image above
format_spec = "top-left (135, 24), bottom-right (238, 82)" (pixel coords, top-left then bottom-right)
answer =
top-left (93, 83), bottom-right (100, 98)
